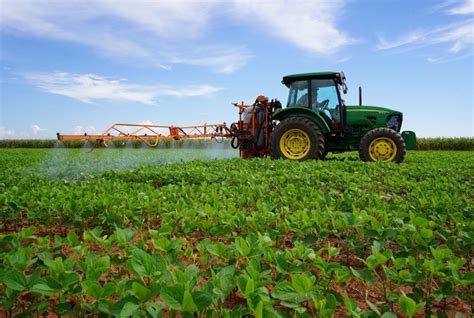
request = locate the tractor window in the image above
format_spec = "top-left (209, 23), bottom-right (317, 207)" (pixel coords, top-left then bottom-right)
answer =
top-left (287, 80), bottom-right (309, 107)
top-left (311, 79), bottom-right (341, 123)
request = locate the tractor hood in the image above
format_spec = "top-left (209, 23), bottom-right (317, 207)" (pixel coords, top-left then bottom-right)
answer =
top-left (346, 105), bottom-right (403, 132)
top-left (346, 105), bottom-right (401, 116)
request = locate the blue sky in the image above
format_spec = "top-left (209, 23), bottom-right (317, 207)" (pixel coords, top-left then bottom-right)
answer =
top-left (1, 0), bottom-right (473, 139)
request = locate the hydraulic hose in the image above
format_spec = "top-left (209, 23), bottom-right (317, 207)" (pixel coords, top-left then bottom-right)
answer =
top-left (231, 136), bottom-right (239, 149)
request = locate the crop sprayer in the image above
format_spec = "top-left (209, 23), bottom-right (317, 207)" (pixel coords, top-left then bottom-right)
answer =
top-left (57, 71), bottom-right (417, 163)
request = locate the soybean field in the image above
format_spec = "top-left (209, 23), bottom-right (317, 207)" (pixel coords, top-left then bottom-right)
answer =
top-left (0, 149), bottom-right (473, 317)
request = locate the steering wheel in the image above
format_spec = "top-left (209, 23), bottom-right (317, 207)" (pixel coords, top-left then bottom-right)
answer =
top-left (319, 99), bottom-right (329, 111)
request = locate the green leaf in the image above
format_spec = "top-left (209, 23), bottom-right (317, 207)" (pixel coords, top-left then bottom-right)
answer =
top-left (420, 228), bottom-right (433, 239)
top-left (193, 291), bottom-right (213, 310)
top-left (343, 293), bottom-right (362, 317)
top-left (235, 237), bottom-right (251, 257)
top-left (27, 268), bottom-right (42, 287)
top-left (371, 240), bottom-right (383, 254)
top-left (102, 282), bottom-right (117, 298)
top-left (115, 227), bottom-right (136, 244)
top-left (97, 300), bottom-right (112, 315)
top-left (3, 271), bottom-right (28, 291)
top-left (327, 245), bottom-right (340, 257)
top-left (184, 264), bottom-right (199, 281)
top-left (44, 257), bottom-right (65, 274)
top-left (272, 282), bottom-right (307, 304)
top-left (462, 271), bottom-right (474, 283)
top-left (237, 275), bottom-right (254, 297)
top-left (160, 285), bottom-right (184, 310)
top-left (350, 267), bottom-right (376, 285)
top-left (55, 302), bottom-right (72, 315)
top-left (146, 301), bottom-right (163, 317)
top-left (366, 253), bottom-right (389, 270)
top-left (120, 302), bottom-right (139, 317)
top-left (31, 283), bottom-right (59, 296)
top-left (62, 272), bottom-right (81, 289)
top-left (386, 292), bottom-right (399, 302)
top-left (398, 269), bottom-right (412, 280)
top-left (398, 295), bottom-right (417, 317)
top-left (128, 248), bottom-right (157, 278)
top-left (152, 237), bottom-right (172, 252)
top-left (381, 312), bottom-right (397, 318)
top-left (158, 224), bottom-right (173, 235)
top-left (207, 242), bottom-right (226, 257)
top-left (81, 279), bottom-right (103, 299)
top-left (132, 281), bottom-right (151, 302)
top-left (366, 300), bottom-right (380, 315)
top-left (291, 273), bottom-right (314, 294)
top-left (18, 226), bottom-right (36, 238)
top-left (66, 231), bottom-right (79, 246)
top-left (109, 296), bottom-right (140, 316)
top-left (430, 246), bottom-right (452, 260)
top-left (182, 290), bottom-right (198, 312)
top-left (215, 266), bottom-right (236, 295)
top-left (254, 301), bottom-right (263, 318)
top-left (413, 216), bottom-right (428, 228)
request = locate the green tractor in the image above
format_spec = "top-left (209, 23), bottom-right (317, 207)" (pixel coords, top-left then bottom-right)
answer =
top-left (234, 71), bottom-right (416, 163)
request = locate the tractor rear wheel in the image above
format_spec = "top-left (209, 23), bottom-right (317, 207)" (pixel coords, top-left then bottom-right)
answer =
top-left (270, 117), bottom-right (325, 160)
top-left (359, 128), bottom-right (406, 163)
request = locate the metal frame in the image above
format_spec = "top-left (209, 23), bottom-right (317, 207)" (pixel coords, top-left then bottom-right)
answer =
top-left (57, 99), bottom-right (275, 158)
top-left (57, 122), bottom-right (232, 149)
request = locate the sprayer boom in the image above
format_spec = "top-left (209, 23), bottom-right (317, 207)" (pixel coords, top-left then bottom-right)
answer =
top-left (57, 98), bottom-right (279, 157)
top-left (57, 122), bottom-right (232, 149)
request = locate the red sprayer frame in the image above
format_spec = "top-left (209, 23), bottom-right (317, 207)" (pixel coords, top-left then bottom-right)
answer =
top-left (56, 96), bottom-right (282, 158)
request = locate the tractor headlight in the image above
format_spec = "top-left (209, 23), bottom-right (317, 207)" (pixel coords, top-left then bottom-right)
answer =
top-left (387, 114), bottom-right (402, 132)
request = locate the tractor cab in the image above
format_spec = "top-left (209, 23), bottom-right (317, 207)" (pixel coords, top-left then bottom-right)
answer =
top-left (270, 71), bottom-right (414, 162)
top-left (281, 72), bottom-right (347, 132)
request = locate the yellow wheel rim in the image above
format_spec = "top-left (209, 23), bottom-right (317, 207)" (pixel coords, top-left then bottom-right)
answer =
top-left (279, 128), bottom-right (311, 160)
top-left (369, 137), bottom-right (397, 161)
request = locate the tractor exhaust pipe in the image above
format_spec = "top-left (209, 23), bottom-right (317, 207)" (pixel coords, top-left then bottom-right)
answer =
top-left (359, 86), bottom-right (362, 106)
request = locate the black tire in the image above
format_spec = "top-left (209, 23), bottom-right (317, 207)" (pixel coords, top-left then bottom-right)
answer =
top-left (359, 128), bottom-right (406, 163)
top-left (270, 117), bottom-right (325, 160)
top-left (321, 149), bottom-right (328, 160)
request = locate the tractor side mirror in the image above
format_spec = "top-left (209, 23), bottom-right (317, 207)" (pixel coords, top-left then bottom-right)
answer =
top-left (342, 83), bottom-right (348, 94)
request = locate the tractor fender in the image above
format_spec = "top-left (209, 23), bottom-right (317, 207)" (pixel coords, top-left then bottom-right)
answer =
top-left (271, 107), bottom-right (331, 133)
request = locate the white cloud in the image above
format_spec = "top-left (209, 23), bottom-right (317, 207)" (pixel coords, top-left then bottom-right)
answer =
top-left (377, 21), bottom-right (473, 51)
top-left (0, 126), bottom-right (48, 139)
top-left (426, 51), bottom-right (473, 63)
top-left (447, 0), bottom-right (474, 15)
top-left (1, 0), bottom-right (352, 72)
top-left (25, 72), bottom-right (223, 105)
top-left (100, 0), bottom-right (215, 38)
top-left (0, 127), bottom-right (15, 139)
top-left (376, 0), bottom-right (473, 62)
top-left (72, 125), bottom-right (96, 135)
top-left (441, 22), bottom-right (473, 53)
top-left (169, 46), bottom-right (253, 74)
top-left (376, 20), bottom-right (473, 61)
top-left (31, 124), bottom-right (46, 135)
top-left (231, 0), bottom-right (351, 55)
top-left (0, 0), bottom-right (251, 73)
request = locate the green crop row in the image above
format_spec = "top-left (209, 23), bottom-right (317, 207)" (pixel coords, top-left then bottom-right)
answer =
top-left (0, 149), bottom-right (473, 317)
top-left (1, 137), bottom-right (473, 151)
top-left (416, 137), bottom-right (474, 151)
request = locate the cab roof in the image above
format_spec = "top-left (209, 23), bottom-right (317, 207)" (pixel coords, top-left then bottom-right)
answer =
top-left (282, 71), bottom-right (341, 86)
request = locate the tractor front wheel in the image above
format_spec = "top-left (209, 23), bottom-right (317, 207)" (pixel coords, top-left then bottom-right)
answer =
top-left (359, 128), bottom-right (406, 163)
top-left (270, 117), bottom-right (325, 160)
